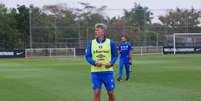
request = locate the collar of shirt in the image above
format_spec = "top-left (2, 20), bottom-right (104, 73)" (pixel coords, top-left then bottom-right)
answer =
top-left (121, 41), bottom-right (128, 45)
top-left (96, 37), bottom-right (106, 44)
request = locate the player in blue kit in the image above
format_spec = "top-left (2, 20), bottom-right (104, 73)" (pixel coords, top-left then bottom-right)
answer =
top-left (117, 35), bottom-right (133, 81)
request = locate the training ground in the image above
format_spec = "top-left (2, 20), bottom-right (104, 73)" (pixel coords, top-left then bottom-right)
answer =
top-left (0, 54), bottom-right (201, 101)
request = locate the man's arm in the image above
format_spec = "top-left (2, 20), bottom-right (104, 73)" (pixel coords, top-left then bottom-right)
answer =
top-left (105, 40), bottom-right (118, 68)
top-left (128, 42), bottom-right (134, 63)
top-left (117, 43), bottom-right (121, 56)
top-left (85, 41), bottom-right (96, 66)
top-left (110, 40), bottom-right (118, 66)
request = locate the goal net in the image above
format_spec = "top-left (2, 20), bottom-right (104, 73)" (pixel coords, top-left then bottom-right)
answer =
top-left (25, 48), bottom-right (76, 58)
top-left (173, 33), bottom-right (201, 54)
top-left (133, 46), bottom-right (163, 56)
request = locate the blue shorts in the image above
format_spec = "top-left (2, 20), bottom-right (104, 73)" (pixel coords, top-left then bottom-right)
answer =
top-left (91, 71), bottom-right (115, 91)
top-left (120, 57), bottom-right (130, 64)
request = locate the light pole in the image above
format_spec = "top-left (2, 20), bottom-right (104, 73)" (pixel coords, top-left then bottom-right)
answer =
top-left (29, 4), bottom-right (33, 49)
top-left (78, 17), bottom-right (81, 48)
top-left (156, 33), bottom-right (159, 47)
top-left (54, 16), bottom-right (57, 48)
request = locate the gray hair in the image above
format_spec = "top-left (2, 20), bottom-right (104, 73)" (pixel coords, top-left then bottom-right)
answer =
top-left (95, 23), bottom-right (107, 31)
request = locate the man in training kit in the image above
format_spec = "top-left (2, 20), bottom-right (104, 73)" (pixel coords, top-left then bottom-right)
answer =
top-left (85, 23), bottom-right (118, 101)
top-left (117, 35), bottom-right (133, 81)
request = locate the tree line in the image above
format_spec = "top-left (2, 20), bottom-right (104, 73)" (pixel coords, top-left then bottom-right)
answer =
top-left (0, 3), bottom-right (201, 49)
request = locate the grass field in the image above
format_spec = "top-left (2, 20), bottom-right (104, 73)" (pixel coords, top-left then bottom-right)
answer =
top-left (0, 54), bottom-right (201, 101)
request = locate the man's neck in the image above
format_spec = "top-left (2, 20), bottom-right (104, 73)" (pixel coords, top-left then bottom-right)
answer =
top-left (98, 37), bottom-right (103, 41)
top-left (97, 36), bottom-right (105, 43)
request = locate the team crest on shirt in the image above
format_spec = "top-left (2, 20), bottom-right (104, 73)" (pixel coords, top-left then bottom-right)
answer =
top-left (98, 45), bottom-right (103, 49)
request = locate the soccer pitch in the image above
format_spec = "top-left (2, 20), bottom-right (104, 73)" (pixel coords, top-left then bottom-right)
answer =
top-left (0, 54), bottom-right (201, 101)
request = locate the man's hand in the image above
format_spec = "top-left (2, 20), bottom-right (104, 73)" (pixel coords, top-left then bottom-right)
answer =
top-left (129, 56), bottom-right (132, 65)
top-left (129, 60), bottom-right (132, 65)
top-left (105, 63), bottom-right (112, 68)
top-left (95, 61), bottom-right (103, 67)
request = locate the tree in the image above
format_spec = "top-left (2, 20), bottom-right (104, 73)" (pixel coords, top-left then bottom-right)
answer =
top-left (123, 3), bottom-right (153, 32)
top-left (120, 3), bottom-right (154, 46)
top-left (0, 4), bottom-right (23, 49)
top-left (159, 8), bottom-right (201, 33)
top-left (14, 5), bottom-right (30, 48)
top-left (40, 4), bottom-right (78, 47)
top-left (74, 2), bottom-right (107, 40)
top-left (106, 16), bottom-right (127, 42)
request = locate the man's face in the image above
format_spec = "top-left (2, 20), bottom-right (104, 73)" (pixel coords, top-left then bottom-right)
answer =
top-left (95, 27), bottom-right (104, 38)
top-left (121, 36), bottom-right (127, 42)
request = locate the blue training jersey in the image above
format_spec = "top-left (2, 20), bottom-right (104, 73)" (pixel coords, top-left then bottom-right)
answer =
top-left (118, 41), bottom-right (133, 59)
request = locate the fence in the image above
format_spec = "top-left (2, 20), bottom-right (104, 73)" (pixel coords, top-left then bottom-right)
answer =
top-left (28, 8), bottom-right (201, 50)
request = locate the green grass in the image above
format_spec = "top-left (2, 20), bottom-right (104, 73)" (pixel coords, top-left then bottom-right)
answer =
top-left (0, 54), bottom-right (201, 101)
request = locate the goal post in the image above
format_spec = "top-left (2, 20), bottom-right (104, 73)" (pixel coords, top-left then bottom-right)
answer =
top-left (132, 46), bottom-right (164, 56)
top-left (173, 33), bottom-right (201, 55)
top-left (25, 48), bottom-right (76, 58)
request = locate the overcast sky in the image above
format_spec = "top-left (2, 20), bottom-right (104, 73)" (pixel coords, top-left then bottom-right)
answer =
top-left (1, 0), bottom-right (201, 22)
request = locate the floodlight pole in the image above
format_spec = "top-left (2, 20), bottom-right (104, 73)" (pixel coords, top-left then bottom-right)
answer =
top-left (156, 33), bottom-right (159, 47)
top-left (78, 17), bottom-right (81, 48)
top-left (29, 4), bottom-right (32, 49)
